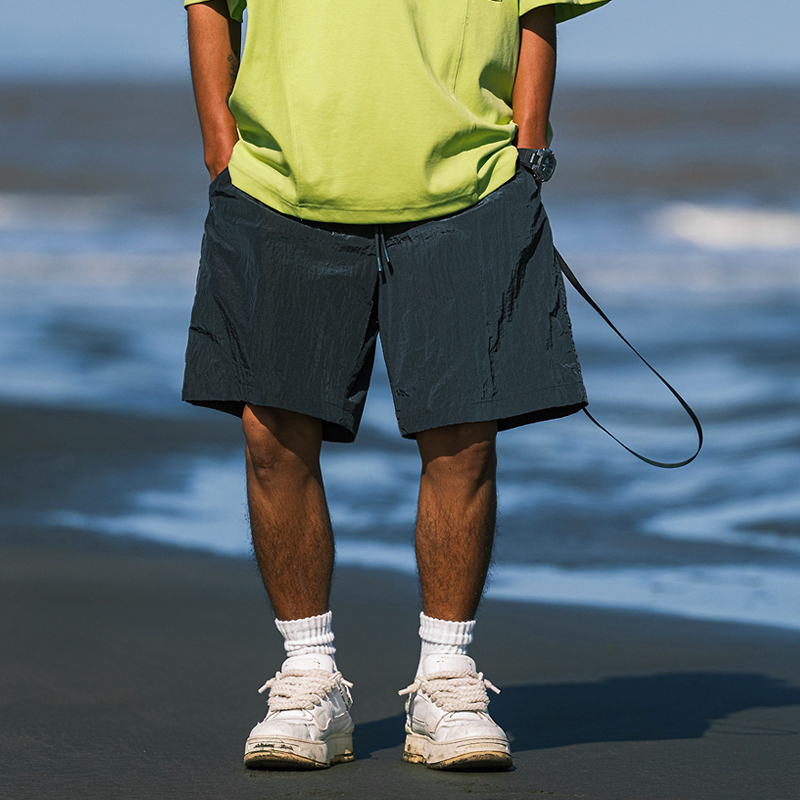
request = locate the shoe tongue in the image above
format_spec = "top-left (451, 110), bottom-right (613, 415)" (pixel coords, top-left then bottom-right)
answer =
top-left (420, 653), bottom-right (476, 677)
top-left (282, 653), bottom-right (336, 672)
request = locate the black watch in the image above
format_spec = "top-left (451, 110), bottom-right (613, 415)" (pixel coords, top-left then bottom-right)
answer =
top-left (518, 148), bottom-right (556, 182)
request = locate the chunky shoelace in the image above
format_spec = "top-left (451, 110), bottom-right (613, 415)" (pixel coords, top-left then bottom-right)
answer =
top-left (258, 669), bottom-right (353, 712)
top-left (398, 669), bottom-right (500, 713)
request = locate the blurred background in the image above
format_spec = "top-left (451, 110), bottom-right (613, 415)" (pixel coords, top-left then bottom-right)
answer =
top-left (2, 0), bottom-right (799, 82)
top-left (1, 1), bottom-right (799, 629)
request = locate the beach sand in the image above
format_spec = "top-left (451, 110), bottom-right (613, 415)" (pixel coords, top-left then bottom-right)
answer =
top-left (2, 403), bottom-right (800, 799)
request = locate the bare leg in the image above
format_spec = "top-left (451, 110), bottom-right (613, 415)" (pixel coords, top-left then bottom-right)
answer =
top-left (414, 421), bottom-right (498, 621)
top-left (243, 404), bottom-right (333, 620)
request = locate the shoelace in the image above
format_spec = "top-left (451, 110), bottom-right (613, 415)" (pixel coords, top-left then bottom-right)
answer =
top-left (258, 669), bottom-right (353, 712)
top-left (398, 669), bottom-right (500, 713)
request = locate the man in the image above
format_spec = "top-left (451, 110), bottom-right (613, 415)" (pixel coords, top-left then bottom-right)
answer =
top-left (183, 0), bottom-right (607, 772)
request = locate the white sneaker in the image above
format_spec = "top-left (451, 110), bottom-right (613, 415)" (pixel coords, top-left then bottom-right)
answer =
top-left (399, 653), bottom-right (512, 770)
top-left (244, 653), bottom-right (354, 769)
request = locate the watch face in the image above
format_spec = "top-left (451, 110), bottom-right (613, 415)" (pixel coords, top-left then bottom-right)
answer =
top-left (537, 151), bottom-right (556, 182)
top-left (520, 149), bottom-right (556, 182)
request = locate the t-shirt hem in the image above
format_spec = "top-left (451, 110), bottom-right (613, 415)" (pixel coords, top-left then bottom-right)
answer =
top-left (228, 160), bottom-right (517, 225)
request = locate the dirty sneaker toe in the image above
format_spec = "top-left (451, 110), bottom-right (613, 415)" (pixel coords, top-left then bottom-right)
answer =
top-left (399, 653), bottom-right (511, 770)
top-left (244, 653), bottom-right (354, 770)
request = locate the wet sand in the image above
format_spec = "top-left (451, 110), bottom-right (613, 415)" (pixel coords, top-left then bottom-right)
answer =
top-left (2, 403), bottom-right (800, 799)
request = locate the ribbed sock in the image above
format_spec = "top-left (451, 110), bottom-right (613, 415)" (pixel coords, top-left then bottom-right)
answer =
top-left (274, 611), bottom-right (336, 664)
top-left (417, 612), bottom-right (475, 676)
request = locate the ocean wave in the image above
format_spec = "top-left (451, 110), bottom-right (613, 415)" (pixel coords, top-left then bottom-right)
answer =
top-left (4, 192), bottom-right (800, 293)
top-left (36, 447), bottom-right (800, 633)
top-left (0, 252), bottom-right (199, 284)
top-left (40, 506), bottom-right (800, 631)
top-left (482, 562), bottom-right (800, 632)
top-left (644, 491), bottom-right (800, 554)
top-left (0, 193), bottom-right (118, 231)
top-left (329, 540), bottom-right (800, 631)
top-left (654, 203), bottom-right (800, 251)
top-left (556, 250), bottom-right (800, 294)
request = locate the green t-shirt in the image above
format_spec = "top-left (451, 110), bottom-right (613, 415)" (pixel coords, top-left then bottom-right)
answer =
top-left (185, 0), bottom-right (609, 223)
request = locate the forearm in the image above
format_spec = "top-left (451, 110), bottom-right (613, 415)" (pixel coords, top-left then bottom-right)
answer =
top-left (187, 0), bottom-right (241, 179)
top-left (512, 5), bottom-right (556, 150)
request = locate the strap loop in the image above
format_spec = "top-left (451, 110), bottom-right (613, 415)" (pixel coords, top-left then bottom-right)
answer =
top-left (555, 248), bottom-right (703, 469)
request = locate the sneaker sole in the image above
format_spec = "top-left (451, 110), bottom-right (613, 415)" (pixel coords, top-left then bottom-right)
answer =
top-left (402, 732), bottom-right (512, 771)
top-left (244, 732), bottom-right (354, 770)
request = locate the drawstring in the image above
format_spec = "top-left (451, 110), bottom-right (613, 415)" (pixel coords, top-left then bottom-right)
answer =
top-left (375, 225), bottom-right (392, 281)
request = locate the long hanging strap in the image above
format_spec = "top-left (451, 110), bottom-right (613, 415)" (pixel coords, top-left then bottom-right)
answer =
top-left (555, 247), bottom-right (703, 469)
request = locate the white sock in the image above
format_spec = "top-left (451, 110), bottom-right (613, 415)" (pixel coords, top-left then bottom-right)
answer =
top-left (417, 612), bottom-right (475, 676)
top-left (274, 611), bottom-right (336, 663)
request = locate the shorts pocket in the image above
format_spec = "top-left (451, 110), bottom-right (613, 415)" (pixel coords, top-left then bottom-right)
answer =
top-left (209, 167), bottom-right (231, 193)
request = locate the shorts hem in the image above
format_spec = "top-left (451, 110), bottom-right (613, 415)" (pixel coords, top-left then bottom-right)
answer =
top-left (181, 393), bottom-right (359, 444)
top-left (395, 383), bottom-right (588, 438)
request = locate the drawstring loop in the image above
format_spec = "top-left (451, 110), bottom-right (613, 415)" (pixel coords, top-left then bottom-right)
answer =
top-left (375, 225), bottom-right (392, 281)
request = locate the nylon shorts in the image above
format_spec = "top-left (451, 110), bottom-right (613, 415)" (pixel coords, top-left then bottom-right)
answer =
top-left (182, 165), bottom-right (587, 442)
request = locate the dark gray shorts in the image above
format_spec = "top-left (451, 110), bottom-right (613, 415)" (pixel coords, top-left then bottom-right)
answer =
top-left (182, 165), bottom-right (587, 442)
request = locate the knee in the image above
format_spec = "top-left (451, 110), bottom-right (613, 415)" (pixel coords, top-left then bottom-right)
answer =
top-left (450, 430), bottom-right (497, 487)
top-left (419, 421), bottom-right (497, 490)
top-left (242, 405), bottom-right (322, 479)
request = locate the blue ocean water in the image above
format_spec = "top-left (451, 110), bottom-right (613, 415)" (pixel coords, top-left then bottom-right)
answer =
top-left (2, 83), bottom-right (800, 632)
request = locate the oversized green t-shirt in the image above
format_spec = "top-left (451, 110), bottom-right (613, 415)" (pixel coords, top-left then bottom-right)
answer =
top-left (185, 0), bottom-right (609, 223)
